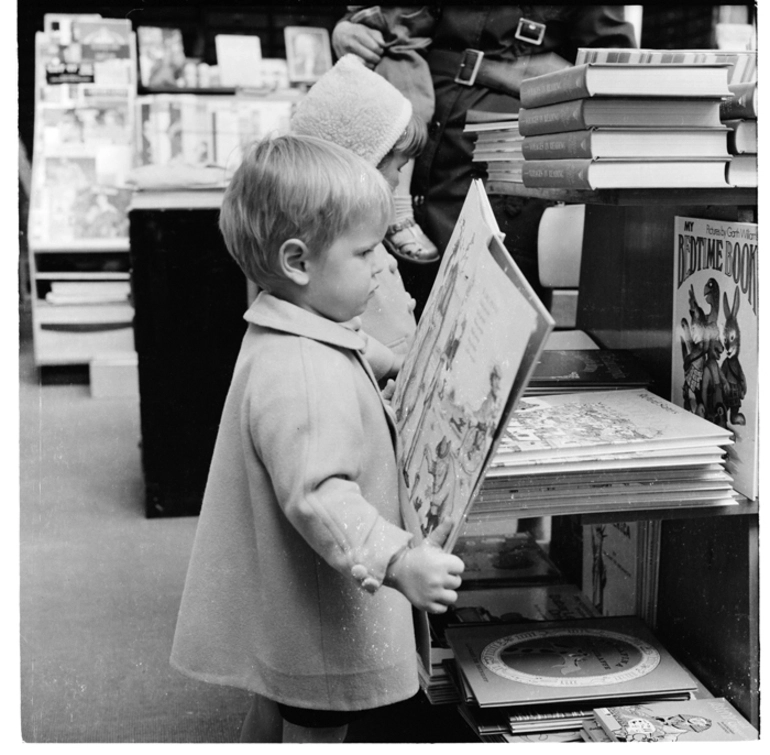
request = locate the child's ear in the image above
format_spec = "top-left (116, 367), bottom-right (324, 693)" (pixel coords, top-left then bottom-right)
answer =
top-left (278, 238), bottom-right (311, 286)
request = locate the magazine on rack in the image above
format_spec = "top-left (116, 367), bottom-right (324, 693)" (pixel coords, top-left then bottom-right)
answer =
top-left (391, 180), bottom-right (554, 552)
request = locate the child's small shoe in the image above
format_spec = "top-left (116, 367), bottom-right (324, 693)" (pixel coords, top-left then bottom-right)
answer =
top-left (383, 219), bottom-right (440, 264)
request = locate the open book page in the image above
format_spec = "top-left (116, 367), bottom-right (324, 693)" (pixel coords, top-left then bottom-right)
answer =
top-left (392, 180), bottom-right (554, 551)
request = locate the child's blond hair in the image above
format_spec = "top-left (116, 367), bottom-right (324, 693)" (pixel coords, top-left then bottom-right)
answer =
top-left (219, 134), bottom-right (394, 289)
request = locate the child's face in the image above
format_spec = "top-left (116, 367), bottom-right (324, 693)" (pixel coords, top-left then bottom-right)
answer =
top-left (302, 218), bottom-right (386, 322)
top-left (378, 151), bottom-right (409, 191)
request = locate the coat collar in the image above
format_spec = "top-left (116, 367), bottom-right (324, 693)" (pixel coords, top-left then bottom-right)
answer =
top-left (244, 291), bottom-right (367, 352)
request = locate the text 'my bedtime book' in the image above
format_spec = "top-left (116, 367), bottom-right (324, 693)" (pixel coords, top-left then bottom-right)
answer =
top-left (594, 697), bottom-right (758, 741)
top-left (671, 216), bottom-right (758, 499)
top-left (445, 616), bottom-right (697, 709)
top-left (392, 180), bottom-right (554, 552)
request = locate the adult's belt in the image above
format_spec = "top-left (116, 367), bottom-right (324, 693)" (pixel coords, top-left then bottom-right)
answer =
top-left (428, 48), bottom-right (570, 96)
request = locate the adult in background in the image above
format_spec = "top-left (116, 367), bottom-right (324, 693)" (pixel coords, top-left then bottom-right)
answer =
top-left (333, 6), bottom-right (637, 315)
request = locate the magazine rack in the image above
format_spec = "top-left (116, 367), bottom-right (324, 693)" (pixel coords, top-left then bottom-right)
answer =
top-left (485, 181), bottom-right (759, 726)
top-left (27, 22), bottom-right (138, 367)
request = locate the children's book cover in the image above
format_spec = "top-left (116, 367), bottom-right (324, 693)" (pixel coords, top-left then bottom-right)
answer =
top-left (494, 388), bottom-right (733, 464)
top-left (671, 216), bottom-right (758, 499)
top-left (594, 696), bottom-right (758, 741)
top-left (392, 180), bottom-right (554, 551)
top-left (445, 616), bottom-right (697, 708)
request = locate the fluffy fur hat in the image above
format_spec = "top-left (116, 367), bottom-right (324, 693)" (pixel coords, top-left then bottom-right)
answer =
top-left (291, 54), bottom-right (413, 167)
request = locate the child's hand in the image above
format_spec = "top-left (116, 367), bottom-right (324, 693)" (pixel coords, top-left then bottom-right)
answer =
top-left (385, 520), bottom-right (465, 613)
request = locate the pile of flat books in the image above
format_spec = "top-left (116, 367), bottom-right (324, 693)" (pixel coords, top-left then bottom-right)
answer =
top-left (446, 615), bottom-right (703, 742)
top-left (518, 60), bottom-right (734, 189)
top-left (471, 388), bottom-right (736, 521)
top-left (463, 113), bottom-right (524, 185)
top-left (418, 533), bottom-right (599, 705)
top-left (582, 696), bottom-right (758, 742)
top-left (721, 79), bottom-right (758, 187)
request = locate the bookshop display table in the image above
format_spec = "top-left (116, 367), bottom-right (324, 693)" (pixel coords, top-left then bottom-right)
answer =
top-left (128, 189), bottom-right (247, 518)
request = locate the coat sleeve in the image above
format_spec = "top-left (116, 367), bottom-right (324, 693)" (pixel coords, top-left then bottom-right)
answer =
top-left (247, 336), bottom-right (412, 589)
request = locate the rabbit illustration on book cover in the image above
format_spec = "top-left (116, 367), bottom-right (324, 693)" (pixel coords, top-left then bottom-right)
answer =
top-left (721, 285), bottom-right (747, 426)
top-left (680, 278), bottom-right (726, 427)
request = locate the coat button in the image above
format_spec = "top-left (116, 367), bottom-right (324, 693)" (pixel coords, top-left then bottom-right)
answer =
top-left (361, 577), bottom-right (380, 593)
top-left (351, 564), bottom-right (368, 580)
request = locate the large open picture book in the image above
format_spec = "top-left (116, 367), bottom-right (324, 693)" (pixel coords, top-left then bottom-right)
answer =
top-left (392, 180), bottom-right (554, 551)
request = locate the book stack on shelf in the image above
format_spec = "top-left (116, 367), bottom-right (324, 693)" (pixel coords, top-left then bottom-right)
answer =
top-left (721, 80), bottom-right (758, 187)
top-left (463, 113), bottom-right (524, 185)
top-left (517, 61), bottom-right (734, 189)
top-left (582, 696), bottom-right (758, 742)
top-left (417, 533), bottom-right (598, 704)
top-left (445, 616), bottom-right (703, 742)
top-left (470, 388), bottom-right (736, 522)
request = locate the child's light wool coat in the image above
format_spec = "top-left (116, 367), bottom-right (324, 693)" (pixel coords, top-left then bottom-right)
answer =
top-left (171, 293), bottom-right (422, 711)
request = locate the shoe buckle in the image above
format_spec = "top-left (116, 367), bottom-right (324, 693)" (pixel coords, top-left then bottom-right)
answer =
top-left (455, 49), bottom-right (484, 87)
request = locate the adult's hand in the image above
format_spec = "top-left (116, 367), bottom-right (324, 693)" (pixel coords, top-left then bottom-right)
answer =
top-left (332, 20), bottom-right (385, 68)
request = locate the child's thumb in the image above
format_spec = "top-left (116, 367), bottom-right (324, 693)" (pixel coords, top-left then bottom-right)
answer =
top-left (425, 518), bottom-right (455, 549)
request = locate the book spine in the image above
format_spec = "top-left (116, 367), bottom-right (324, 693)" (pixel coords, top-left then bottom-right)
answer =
top-left (521, 159), bottom-right (593, 189)
top-left (518, 100), bottom-right (587, 136)
top-left (522, 130), bottom-right (594, 159)
top-left (520, 65), bottom-right (590, 108)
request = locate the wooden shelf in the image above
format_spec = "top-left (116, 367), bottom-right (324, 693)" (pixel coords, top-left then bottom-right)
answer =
top-left (485, 181), bottom-right (758, 207)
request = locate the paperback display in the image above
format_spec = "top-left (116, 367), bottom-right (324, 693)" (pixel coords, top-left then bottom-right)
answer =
top-left (392, 180), bottom-right (554, 551)
top-left (520, 63), bottom-right (731, 109)
top-left (592, 697), bottom-right (758, 741)
top-left (29, 21), bottom-right (137, 248)
top-left (445, 616), bottom-right (698, 709)
top-left (671, 216), bottom-right (758, 499)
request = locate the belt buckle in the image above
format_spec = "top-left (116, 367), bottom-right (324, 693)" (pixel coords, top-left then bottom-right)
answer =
top-left (515, 18), bottom-right (546, 46)
top-left (455, 49), bottom-right (484, 86)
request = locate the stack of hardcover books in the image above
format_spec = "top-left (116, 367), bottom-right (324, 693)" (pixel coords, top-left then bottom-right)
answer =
top-left (470, 388), bottom-right (736, 521)
top-left (518, 62), bottom-right (734, 189)
top-left (582, 696), bottom-right (758, 742)
top-left (721, 80), bottom-right (758, 187)
top-left (417, 533), bottom-right (600, 705)
top-left (446, 615), bottom-right (702, 741)
top-left (463, 114), bottom-right (524, 185)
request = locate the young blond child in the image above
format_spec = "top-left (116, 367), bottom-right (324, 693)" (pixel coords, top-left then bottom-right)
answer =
top-left (170, 135), bottom-right (464, 744)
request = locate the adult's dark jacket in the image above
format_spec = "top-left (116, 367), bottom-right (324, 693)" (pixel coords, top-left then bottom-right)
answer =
top-left (406, 5), bottom-right (636, 312)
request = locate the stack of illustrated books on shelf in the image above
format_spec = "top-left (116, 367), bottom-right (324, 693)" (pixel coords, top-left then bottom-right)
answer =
top-left (445, 615), bottom-right (704, 742)
top-left (721, 80), bottom-right (758, 187)
top-left (29, 16), bottom-right (137, 248)
top-left (470, 388), bottom-right (737, 522)
top-left (518, 59), bottom-right (735, 189)
top-left (417, 533), bottom-right (600, 704)
top-left (582, 696), bottom-right (758, 742)
top-left (463, 112), bottom-right (524, 185)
